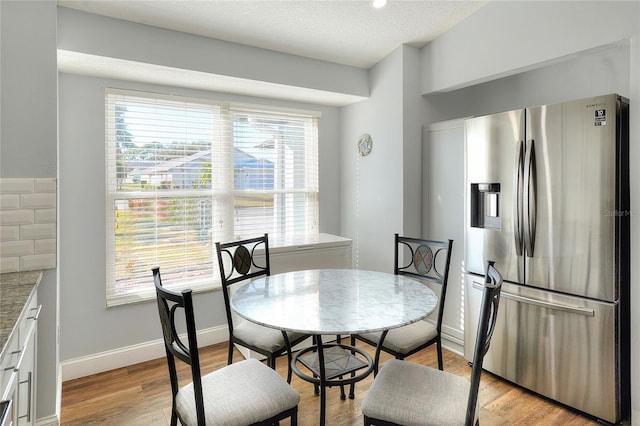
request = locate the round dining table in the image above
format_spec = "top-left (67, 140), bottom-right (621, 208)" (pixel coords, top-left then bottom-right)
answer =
top-left (231, 268), bottom-right (438, 426)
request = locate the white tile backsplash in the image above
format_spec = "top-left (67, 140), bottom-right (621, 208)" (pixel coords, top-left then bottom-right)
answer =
top-left (0, 240), bottom-right (34, 257)
top-left (0, 194), bottom-right (20, 210)
top-left (34, 178), bottom-right (56, 193)
top-left (21, 223), bottom-right (56, 240)
top-left (0, 210), bottom-right (34, 226)
top-left (35, 239), bottom-right (56, 254)
top-left (20, 254), bottom-right (56, 271)
top-left (0, 179), bottom-right (34, 194)
top-left (0, 178), bottom-right (57, 272)
top-left (35, 208), bottom-right (56, 224)
top-left (0, 226), bottom-right (19, 241)
top-left (0, 257), bottom-right (20, 273)
top-left (21, 193), bottom-right (56, 209)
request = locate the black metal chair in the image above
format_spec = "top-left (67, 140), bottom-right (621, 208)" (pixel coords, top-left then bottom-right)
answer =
top-left (152, 267), bottom-right (300, 426)
top-left (215, 234), bottom-right (311, 383)
top-left (360, 260), bottom-right (503, 426)
top-left (351, 234), bottom-right (454, 370)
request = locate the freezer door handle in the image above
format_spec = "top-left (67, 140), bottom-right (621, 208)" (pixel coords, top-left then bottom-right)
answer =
top-left (523, 139), bottom-right (537, 257)
top-left (472, 281), bottom-right (595, 316)
top-left (513, 139), bottom-right (525, 255)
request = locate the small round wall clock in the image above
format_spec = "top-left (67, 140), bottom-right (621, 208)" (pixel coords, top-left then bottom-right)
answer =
top-left (357, 133), bottom-right (373, 156)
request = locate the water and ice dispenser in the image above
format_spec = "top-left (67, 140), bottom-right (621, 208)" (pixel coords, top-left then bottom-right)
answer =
top-left (470, 183), bottom-right (501, 229)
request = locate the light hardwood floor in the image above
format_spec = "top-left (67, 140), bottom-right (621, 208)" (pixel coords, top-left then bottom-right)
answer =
top-left (61, 341), bottom-right (602, 425)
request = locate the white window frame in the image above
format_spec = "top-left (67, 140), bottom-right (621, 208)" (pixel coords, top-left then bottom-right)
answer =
top-left (105, 88), bottom-right (319, 306)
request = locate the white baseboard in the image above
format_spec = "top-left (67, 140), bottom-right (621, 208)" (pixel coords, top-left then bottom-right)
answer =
top-left (36, 414), bottom-right (60, 426)
top-left (61, 325), bottom-right (229, 381)
top-left (61, 323), bottom-right (466, 382)
top-left (441, 323), bottom-right (464, 357)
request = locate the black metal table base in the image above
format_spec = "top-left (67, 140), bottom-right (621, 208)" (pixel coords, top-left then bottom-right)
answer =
top-left (291, 339), bottom-right (374, 425)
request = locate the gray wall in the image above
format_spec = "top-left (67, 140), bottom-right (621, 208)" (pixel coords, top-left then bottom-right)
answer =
top-left (340, 47), bottom-right (405, 271)
top-left (58, 74), bottom-right (343, 360)
top-left (56, 6), bottom-right (350, 366)
top-left (425, 43), bottom-right (631, 124)
top-left (421, 1), bottom-right (638, 94)
top-left (0, 1), bottom-right (59, 421)
top-left (0, 1), bottom-right (57, 178)
top-left (3, 0), bottom-right (640, 422)
top-left (58, 7), bottom-right (368, 100)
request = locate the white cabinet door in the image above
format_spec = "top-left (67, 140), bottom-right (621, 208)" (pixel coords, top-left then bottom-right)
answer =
top-left (16, 321), bottom-right (36, 426)
top-left (1, 371), bottom-right (17, 426)
top-left (423, 120), bottom-right (466, 348)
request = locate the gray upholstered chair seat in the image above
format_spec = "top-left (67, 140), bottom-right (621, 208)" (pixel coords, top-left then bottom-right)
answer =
top-left (154, 267), bottom-right (299, 425)
top-left (362, 262), bottom-right (504, 426)
top-left (176, 358), bottom-right (301, 425)
top-left (359, 320), bottom-right (437, 355)
top-left (234, 321), bottom-right (306, 352)
top-left (361, 359), bottom-right (477, 426)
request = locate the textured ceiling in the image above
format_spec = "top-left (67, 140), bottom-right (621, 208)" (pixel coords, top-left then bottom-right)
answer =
top-left (58, 0), bottom-right (487, 69)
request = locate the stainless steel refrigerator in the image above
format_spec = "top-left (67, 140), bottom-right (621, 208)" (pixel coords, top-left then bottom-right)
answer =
top-left (463, 94), bottom-right (630, 423)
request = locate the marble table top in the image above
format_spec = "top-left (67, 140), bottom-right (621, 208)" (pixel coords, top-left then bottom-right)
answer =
top-left (231, 268), bottom-right (438, 335)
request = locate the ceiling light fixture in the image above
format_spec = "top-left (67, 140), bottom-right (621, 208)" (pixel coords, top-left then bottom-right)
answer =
top-left (373, 0), bottom-right (387, 9)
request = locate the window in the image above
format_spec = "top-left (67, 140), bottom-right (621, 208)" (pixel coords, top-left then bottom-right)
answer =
top-left (105, 89), bottom-right (319, 305)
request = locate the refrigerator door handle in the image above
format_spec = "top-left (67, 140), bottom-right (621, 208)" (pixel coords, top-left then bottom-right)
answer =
top-left (472, 281), bottom-right (595, 316)
top-left (523, 139), bottom-right (537, 257)
top-left (513, 140), bottom-right (525, 256)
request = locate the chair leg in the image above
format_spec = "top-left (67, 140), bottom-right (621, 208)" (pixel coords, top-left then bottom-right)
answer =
top-left (227, 341), bottom-right (234, 365)
top-left (348, 375), bottom-right (355, 399)
top-left (437, 340), bottom-right (444, 370)
top-left (283, 334), bottom-right (293, 384)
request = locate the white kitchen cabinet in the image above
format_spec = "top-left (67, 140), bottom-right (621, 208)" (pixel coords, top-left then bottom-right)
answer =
top-left (0, 338), bottom-right (19, 406)
top-left (0, 290), bottom-right (39, 426)
top-left (422, 120), bottom-right (466, 352)
top-left (254, 233), bottom-right (352, 272)
top-left (16, 304), bottom-right (38, 426)
top-left (0, 372), bottom-right (17, 426)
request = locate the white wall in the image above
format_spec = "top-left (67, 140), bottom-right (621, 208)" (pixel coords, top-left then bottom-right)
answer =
top-left (421, 1), bottom-right (639, 94)
top-left (424, 43), bottom-right (631, 124)
top-left (340, 47), bottom-right (404, 271)
top-left (338, 44), bottom-right (426, 269)
top-left (401, 46), bottom-right (428, 238)
top-left (57, 7), bottom-right (368, 100)
top-left (0, 1), bottom-right (59, 422)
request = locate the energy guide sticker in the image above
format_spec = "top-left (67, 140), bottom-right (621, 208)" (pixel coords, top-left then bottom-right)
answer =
top-left (595, 109), bottom-right (606, 126)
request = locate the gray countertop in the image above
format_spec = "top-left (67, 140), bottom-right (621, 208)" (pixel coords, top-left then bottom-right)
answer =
top-left (0, 271), bottom-right (42, 355)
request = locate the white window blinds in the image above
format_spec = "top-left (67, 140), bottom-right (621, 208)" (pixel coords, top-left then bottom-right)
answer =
top-left (105, 89), bottom-right (319, 306)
